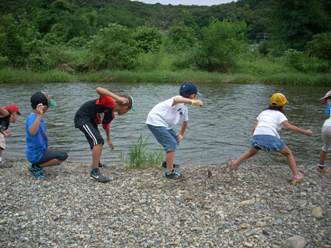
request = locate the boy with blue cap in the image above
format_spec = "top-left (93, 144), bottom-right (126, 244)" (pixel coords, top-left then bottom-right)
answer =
top-left (146, 82), bottom-right (203, 179)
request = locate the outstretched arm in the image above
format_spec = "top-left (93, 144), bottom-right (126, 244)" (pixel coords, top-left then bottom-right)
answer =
top-left (282, 120), bottom-right (313, 136)
top-left (0, 107), bottom-right (9, 118)
top-left (172, 96), bottom-right (203, 107)
top-left (96, 87), bottom-right (128, 105)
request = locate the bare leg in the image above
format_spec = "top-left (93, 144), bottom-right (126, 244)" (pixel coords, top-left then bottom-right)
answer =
top-left (165, 151), bottom-right (175, 171)
top-left (319, 150), bottom-right (327, 165)
top-left (318, 150), bottom-right (331, 174)
top-left (91, 144), bottom-right (103, 169)
top-left (229, 148), bottom-right (258, 170)
top-left (280, 146), bottom-right (299, 176)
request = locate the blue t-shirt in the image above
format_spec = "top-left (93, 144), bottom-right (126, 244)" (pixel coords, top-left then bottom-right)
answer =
top-left (25, 113), bottom-right (48, 163)
top-left (324, 103), bottom-right (331, 118)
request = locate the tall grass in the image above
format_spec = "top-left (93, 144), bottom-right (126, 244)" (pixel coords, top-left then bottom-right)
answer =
top-left (123, 136), bottom-right (163, 169)
top-left (0, 68), bottom-right (75, 83)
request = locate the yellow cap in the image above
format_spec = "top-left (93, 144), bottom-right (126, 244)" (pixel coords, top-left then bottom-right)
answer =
top-left (270, 93), bottom-right (288, 106)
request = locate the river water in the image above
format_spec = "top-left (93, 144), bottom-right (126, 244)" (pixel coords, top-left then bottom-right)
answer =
top-left (0, 82), bottom-right (328, 168)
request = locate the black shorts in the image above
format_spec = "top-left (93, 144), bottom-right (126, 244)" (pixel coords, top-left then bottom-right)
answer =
top-left (35, 149), bottom-right (68, 165)
top-left (77, 122), bottom-right (104, 149)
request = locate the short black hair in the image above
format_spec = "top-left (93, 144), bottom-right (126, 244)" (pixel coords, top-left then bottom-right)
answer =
top-left (267, 105), bottom-right (284, 113)
top-left (30, 92), bottom-right (48, 109)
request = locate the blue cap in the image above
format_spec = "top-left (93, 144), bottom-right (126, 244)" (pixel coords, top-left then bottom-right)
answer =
top-left (179, 82), bottom-right (199, 97)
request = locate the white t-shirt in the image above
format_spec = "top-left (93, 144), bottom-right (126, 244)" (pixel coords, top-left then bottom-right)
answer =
top-left (146, 96), bottom-right (189, 129)
top-left (253, 109), bottom-right (288, 138)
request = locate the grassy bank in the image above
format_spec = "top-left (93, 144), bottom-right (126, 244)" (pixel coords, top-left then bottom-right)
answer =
top-left (0, 67), bottom-right (330, 86)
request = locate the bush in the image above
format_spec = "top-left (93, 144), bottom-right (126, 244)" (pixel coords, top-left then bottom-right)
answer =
top-left (195, 20), bottom-right (248, 72)
top-left (306, 33), bottom-right (331, 61)
top-left (86, 24), bottom-right (139, 70)
top-left (283, 49), bottom-right (329, 73)
top-left (132, 26), bottom-right (162, 53)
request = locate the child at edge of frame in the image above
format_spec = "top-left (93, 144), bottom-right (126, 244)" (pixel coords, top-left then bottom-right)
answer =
top-left (0, 104), bottom-right (21, 168)
top-left (317, 90), bottom-right (331, 175)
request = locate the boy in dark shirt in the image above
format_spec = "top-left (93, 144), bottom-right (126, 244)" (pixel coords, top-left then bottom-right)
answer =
top-left (74, 87), bottom-right (133, 183)
top-left (0, 104), bottom-right (21, 167)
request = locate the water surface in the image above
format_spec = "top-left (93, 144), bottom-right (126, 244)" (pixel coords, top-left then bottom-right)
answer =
top-left (0, 82), bottom-right (327, 168)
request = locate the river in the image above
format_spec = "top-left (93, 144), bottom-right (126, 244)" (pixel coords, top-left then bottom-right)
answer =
top-left (0, 82), bottom-right (328, 169)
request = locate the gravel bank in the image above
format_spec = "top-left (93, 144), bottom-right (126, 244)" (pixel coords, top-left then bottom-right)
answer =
top-left (0, 160), bottom-right (330, 248)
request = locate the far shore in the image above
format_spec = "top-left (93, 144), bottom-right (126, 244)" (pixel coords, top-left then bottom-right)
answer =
top-left (1, 68), bottom-right (331, 86)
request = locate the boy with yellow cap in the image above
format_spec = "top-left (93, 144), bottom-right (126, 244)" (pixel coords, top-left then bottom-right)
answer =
top-left (228, 93), bottom-right (313, 185)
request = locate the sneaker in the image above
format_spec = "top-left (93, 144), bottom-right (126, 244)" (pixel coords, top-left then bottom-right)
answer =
top-left (291, 172), bottom-right (304, 185)
top-left (162, 161), bottom-right (180, 169)
top-left (90, 168), bottom-right (110, 183)
top-left (28, 163), bottom-right (45, 179)
top-left (317, 165), bottom-right (331, 175)
top-left (164, 169), bottom-right (182, 179)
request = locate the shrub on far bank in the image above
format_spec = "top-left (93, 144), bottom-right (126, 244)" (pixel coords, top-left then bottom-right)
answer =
top-left (283, 49), bottom-right (330, 73)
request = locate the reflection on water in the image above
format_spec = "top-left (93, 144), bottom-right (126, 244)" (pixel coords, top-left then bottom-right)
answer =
top-left (0, 82), bottom-right (328, 168)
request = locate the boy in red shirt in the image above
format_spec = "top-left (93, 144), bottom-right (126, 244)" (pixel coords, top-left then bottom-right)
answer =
top-left (74, 87), bottom-right (133, 183)
top-left (0, 104), bottom-right (21, 168)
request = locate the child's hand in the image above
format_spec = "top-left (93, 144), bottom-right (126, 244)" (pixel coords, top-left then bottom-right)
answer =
top-left (107, 139), bottom-right (115, 150)
top-left (36, 103), bottom-right (44, 115)
top-left (177, 134), bottom-right (184, 142)
top-left (305, 129), bottom-right (313, 136)
top-left (191, 99), bottom-right (203, 107)
top-left (3, 130), bottom-right (11, 137)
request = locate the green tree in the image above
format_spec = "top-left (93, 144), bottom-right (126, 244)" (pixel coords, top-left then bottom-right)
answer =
top-left (166, 25), bottom-right (197, 51)
top-left (306, 32), bottom-right (331, 61)
top-left (196, 20), bottom-right (247, 71)
top-left (132, 26), bottom-right (162, 53)
top-left (271, 0), bottom-right (330, 50)
top-left (87, 24), bottom-right (138, 70)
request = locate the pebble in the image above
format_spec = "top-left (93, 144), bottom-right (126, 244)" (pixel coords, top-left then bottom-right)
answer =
top-left (284, 235), bottom-right (307, 248)
top-left (0, 161), bottom-right (329, 247)
top-left (311, 207), bottom-right (323, 218)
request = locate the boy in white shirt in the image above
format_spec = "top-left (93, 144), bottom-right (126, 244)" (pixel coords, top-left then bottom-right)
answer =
top-left (228, 93), bottom-right (312, 185)
top-left (146, 82), bottom-right (203, 179)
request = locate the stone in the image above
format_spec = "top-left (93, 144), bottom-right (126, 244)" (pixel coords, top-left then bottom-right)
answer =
top-left (284, 235), bottom-right (306, 248)
top-left (311, 207), bottom-right (323, 218)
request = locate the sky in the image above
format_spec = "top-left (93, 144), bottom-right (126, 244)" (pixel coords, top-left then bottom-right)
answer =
top-left (135, 1), bottom-right (236, 6)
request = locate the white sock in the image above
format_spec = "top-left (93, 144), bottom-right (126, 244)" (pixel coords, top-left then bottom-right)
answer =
top-left (317, 164), bottom-right (326, 168)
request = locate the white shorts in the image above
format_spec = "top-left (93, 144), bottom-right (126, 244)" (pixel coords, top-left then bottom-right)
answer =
top-left (322, 125), bottom-right (331, 152)
top-left (0, 133), bottom-right (6, 150)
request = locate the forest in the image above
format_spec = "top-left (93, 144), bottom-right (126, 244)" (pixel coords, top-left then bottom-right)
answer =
top-left (0, 0), bottom-right (330, 84)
